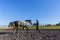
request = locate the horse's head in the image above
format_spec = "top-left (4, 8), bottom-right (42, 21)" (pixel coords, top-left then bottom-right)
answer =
top-left (24, 20), bottom-right (32, 25)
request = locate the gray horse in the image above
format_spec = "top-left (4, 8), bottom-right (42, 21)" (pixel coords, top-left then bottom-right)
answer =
top-left (8, 20), bottom-right (32, 31)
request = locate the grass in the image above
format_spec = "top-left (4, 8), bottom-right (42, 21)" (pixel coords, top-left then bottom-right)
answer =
top-left (28, 26), bottom-right (60, 29)
top-left (0, 26), bottom-right (60, 30)
top-left (42, 26), bottom-right (60, 29)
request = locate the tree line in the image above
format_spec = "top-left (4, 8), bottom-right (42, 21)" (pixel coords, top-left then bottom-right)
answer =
top-left (43, 22), bottom-right (60, 26)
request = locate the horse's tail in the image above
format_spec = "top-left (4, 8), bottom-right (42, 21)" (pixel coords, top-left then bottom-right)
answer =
top-left (8, 22), bottom-right (16, 30)
top-left (8, 22), bottom-right (12, 27)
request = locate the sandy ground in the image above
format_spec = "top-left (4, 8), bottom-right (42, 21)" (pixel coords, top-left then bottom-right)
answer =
top-left (0, 29), bottom-right (60, 40)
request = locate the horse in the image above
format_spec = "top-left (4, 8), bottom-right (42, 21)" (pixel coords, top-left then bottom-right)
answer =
top-left (8, 20), bottom-right (32, 32)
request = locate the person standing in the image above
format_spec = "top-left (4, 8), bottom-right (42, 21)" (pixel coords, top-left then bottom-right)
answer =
top-left (36, 19), bottom-right (39, 30)
top-left (36, 19), bottom-right (40, 33)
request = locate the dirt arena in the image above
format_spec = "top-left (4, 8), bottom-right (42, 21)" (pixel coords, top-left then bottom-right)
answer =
top-left (0, 29), bottom-right (60, 40)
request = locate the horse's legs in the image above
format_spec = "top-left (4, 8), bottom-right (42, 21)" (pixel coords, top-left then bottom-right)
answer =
top-left (23, 26), bottom-right (24, 30)
top-left (13, 26), bottom-right (18, 33)
top-left (14, 27), bottom-right (15, 30)
top-left (24, 26), bottom-right (28, 30)
top-left (25, 26), bottom-right (28, 33)
top-left (16, 26), bottom-right (18, 32)
top-left (13, 26), bottom-right (16, 33)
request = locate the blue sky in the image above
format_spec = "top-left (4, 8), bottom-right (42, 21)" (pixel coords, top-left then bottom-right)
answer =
top-left (0, 0), bottom-right (60, 25)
